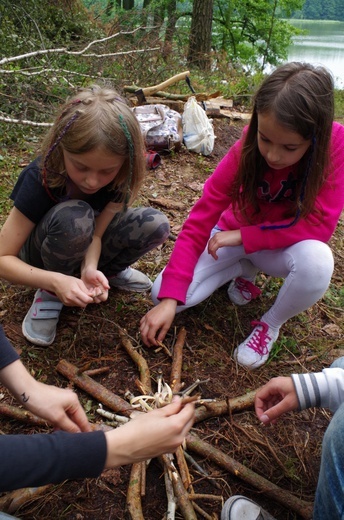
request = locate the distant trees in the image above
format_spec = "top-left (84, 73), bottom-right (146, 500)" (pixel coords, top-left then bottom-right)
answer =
top-left (299, 0), bottom-right (344, 21)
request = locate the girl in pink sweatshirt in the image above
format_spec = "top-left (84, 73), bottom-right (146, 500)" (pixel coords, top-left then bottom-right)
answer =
top-left (140, 62), bottom-right (344, 370)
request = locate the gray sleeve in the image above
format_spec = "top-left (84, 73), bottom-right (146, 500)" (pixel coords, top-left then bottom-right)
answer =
top-left (292, 367), bottom-right (344, 412)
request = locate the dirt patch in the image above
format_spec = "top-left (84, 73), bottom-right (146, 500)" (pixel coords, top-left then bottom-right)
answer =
top-left (0, 117), bottom-right (343, 520)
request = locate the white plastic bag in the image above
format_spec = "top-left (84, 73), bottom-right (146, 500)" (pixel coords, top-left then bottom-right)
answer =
top-left (182, 96), bottom-right (215, 156)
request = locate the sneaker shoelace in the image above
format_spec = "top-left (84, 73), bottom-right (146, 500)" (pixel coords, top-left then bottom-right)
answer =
top-left (246, 320), bottom-right (271, 356)
top-left (235, 277), bottom-right (262, 301)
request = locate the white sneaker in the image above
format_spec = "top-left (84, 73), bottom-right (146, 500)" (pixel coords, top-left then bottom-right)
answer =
top-left (221, 495), bottom-right (276, 520)
top-left (227, 277), bottom-right (261, 306)
top-left (233, 321), bottom-right (279, 370)
top-left (109, 267), bottom-right (153, 292)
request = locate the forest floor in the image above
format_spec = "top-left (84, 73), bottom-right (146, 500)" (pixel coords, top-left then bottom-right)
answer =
top-left (0, 116), bottom-right (343, 520)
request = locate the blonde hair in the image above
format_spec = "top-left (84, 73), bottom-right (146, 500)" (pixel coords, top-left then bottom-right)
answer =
top-left (40, 84), bottom-right (145, 205)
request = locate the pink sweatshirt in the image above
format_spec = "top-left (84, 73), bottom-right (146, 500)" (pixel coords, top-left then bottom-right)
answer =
top-left (159, 122), bottom-right (344, 304)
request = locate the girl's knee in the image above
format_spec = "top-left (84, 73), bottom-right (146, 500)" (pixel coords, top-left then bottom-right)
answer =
top-left (48, 200), bottom-right (95, 236)
top-left (292, 240), bottom-right (334, 283)
top-left (143, 209), bottom-right (170, 240)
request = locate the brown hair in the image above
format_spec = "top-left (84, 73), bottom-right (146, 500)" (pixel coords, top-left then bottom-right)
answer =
top-left (231, 62), bottom-right (334, 223)
top-left (40, 83), bottom-right (145, 205)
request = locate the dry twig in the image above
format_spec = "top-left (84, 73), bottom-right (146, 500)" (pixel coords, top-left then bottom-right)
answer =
top-left (126, 462), bottom-right (144, 520)
top-left (119, 328), bottom-right (152, 394)
top-left (170, 327), bottom-right (186, 392)
top-left (0, 403), bottom-right (47, 426)
top-left (194, 390), bottom-right (257, 423)
top-left (186, 433), bottom-right (314, 519)
top-left (56, 359), bottom-right (132, 416)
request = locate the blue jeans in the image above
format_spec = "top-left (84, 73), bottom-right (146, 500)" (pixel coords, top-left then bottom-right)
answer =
top-left (313, 357), bottom-right (344, 520)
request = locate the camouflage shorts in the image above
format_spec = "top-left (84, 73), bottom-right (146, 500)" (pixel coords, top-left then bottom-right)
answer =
top-left (20, 200), bottom-right (170, 277)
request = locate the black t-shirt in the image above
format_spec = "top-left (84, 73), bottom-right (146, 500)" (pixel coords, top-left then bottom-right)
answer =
top-left (10, 157), bottom-right (122, 223)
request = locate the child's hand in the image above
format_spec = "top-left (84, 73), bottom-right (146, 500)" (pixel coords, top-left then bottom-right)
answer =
top-left (140, 299), bottom-right (177, 346)
top-left (81, 267), bottom-right (110, 303)
top-left (255, 376), bottom-right (299, 424)
top-left (104, 399), bottom-right (195, 467)
top-left (52, 273), bottom-right (108, 306)
top-left (208, 230), bottom-right (242, 259)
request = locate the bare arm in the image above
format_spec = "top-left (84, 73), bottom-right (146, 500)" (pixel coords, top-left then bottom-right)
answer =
top-left (0, 359), bottom-right (91, 433)
top-left (0, 207), bottom-right (97, 306)
top-left (80, 202), bottom-right (123, 301)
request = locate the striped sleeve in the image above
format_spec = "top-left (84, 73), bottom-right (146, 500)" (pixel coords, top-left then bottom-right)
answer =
top-left (292, 367), bottom-right (344, 412)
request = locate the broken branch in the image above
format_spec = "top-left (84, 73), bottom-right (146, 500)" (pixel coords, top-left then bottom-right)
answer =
top-left (186, 433), bottom-right (313, 520)
top-left (0, 403), bottom-right (47, 426)
top-left (170, 327), bottom-right (186, 392)
top-left (160, 454), bottom-right (197, 520)
top-left (126, 462), bottom-right (144, 520)
top-left (56, 359), bottom-right (132, 416)
top-left (119, 329), bottom-right (152, 394)
top-left (194, 390), bottom-right (257, 423)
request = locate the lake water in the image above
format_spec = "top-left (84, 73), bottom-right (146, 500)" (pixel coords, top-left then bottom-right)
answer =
top-left (287, 20), bottom-right (344, 89)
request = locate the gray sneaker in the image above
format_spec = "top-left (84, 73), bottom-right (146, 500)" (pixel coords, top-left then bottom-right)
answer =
top-left (109, 267), bottom-right (153, 292)
top-left (221, 496), bottom-right (276, 520)
top-left (22, 289), bottom-right (63, 346)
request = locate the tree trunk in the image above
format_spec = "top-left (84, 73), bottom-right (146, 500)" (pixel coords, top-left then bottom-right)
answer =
top-left (163, 0), bottom-right (177, 59)
top-left (187, 0), bottom-right (214, 71)
top-left (123, 0), bottom-right (134, 10)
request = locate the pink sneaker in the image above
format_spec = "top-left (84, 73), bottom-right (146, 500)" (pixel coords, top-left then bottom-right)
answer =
top-left (227, 277), bottom-right (261, 306)
top-left (233, 321), bottom-right (279, 369)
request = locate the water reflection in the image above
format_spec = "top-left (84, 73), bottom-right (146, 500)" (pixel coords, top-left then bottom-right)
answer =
top-left (288, 20), bottom-right (344, 89)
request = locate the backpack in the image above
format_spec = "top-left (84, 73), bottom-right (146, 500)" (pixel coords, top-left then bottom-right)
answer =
top-left (133, 104), bottom-right (183, 152)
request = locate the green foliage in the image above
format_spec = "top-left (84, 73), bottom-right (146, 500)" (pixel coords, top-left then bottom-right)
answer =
top-left (334, 89), bottom-right (344, 121)
top-left (212, 0), bottom-right (304, 70)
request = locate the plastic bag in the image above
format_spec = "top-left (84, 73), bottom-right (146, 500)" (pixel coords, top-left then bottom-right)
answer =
top-left (133, 104), bottom-right (183, 152)
top-left (182, 96), bottom-right (215, 156)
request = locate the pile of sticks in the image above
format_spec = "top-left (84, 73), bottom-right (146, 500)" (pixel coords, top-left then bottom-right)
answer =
top-left (0, 327), bottom-right (314, 519)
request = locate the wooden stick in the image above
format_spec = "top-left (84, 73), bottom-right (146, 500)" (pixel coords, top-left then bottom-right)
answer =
top-left (126, 462), bottom-right (144, 520)
top-left (194, 390), bottom-right (257, 423)
top-left (164, 466), bottom-right (177, 520)
top-left (119, 329), bottom-right (152, 394)
top-left (161, 454), bottom-right (197, 520)
top-left (191, 501), bottom-right (214, 520)
top-left (188, 493), bottom-right (223, 502)
top-left (0, 403), bottom-right (47, 426)
top-left (83, 366), bottom-right (110, 377)
top-left (186, 433), bottom-right (314, 520)
top-left (175, 445), bottom-right (193, 491)
top-left (56, 359), bottom-right (132, 416)
top-left (140, 461), bottom-right (147, 497)
top-left (0, 485), bottom-right (52, 514)
top-left (170, 327), bottom-right (186, 392)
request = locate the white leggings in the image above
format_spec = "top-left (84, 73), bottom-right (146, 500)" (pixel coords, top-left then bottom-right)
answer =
top-left (152, 233), bottom-right (334, 329)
